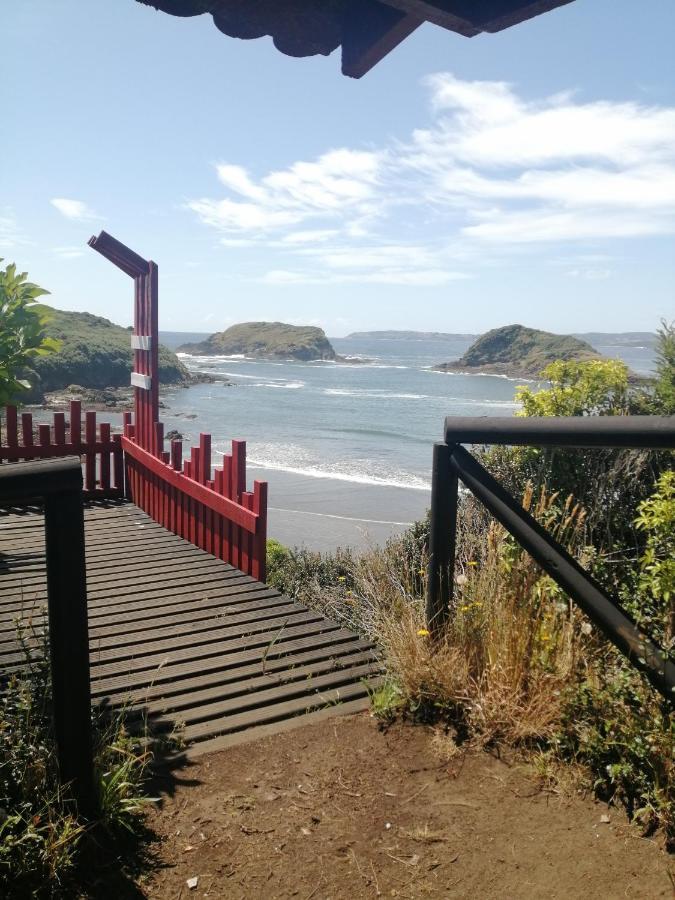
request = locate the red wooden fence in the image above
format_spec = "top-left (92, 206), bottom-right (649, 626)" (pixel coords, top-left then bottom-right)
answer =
top-left (0, 231), bottom-right (268, 581)
top-left (88, 230), bottom-right (268, 581)
top-left (0, 401), bottom-right (123, 498)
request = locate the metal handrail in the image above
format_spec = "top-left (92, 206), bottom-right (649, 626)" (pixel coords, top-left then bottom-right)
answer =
top-left (0, 457), bottom-right (95, 814)
top-left (426, 415), bottom-right (675, 702)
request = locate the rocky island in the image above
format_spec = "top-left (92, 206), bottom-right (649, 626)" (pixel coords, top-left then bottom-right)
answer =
top-left (434, 324), bottom-right (601, 379)
top-left (178, 322), bottom-right (338, 362)
top-left (26, 305), bottom-right (195, 407)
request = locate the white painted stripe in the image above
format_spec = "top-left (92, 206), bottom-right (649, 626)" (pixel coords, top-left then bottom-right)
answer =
top-left (131, 372), bottom-right (152, 390)
top-left (131, 335), bottom-right (151, 350)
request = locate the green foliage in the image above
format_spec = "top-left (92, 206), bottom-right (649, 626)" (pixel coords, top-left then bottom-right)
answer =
top-left (634, 320), bottom-right (675, 415)
top-left (516, 358), bottom-right (630, 417)
top-left (28, 305), bottom-right (189, 398)
top-left (0, 622), bottom-right (152, 897)
top-left (556, 664), bottom-right (673, 845)
top-left (653, 320), bottom-right (675, 413)
top-left (0, 261), bottom-right (58, 405)
top-left (634, 470), bottom-right (675, 643)
top-left (482, 353), bottom-right (672, 552)
top-left (368, 679), bottom-right (404, 722)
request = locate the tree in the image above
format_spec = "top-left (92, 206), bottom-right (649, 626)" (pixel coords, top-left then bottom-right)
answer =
top-left (516, 358), bottom-right (629, 417)
top-left (483, 355), bottom-right (671, 556)
top-left (0, 261), bottom-right (58, 405)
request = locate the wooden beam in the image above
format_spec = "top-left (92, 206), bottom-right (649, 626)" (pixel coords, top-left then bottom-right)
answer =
top-left (378, 0), bottom-right (573, 34)
top-left (476, 0), bottom-right (576, 33)
top-left (341, 0), bottom-right (422, 79)
top-left (377, 1), bottom-right (479, 37)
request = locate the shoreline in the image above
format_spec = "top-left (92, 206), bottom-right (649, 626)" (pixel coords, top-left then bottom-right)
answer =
top-left (250, 467), bottom-right (430, 551)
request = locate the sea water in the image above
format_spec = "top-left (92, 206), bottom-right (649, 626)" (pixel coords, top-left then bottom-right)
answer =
top-left (158, 334), bottom-right (657, 550)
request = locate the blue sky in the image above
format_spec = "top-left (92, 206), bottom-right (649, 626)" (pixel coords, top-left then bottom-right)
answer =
top-left (2, 0), bottom-right (674, 336)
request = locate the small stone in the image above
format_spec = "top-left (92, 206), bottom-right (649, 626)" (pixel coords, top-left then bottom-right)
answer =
top-left (186, 876), bottom-right (199, 890)
top-left (600, 814), bottom-right (611, 824)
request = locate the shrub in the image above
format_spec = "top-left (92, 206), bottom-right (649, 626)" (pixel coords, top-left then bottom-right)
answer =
top-left (0, 261), bottom-right (58, 405)
top-left (0, 621), bottom-right (153, 897)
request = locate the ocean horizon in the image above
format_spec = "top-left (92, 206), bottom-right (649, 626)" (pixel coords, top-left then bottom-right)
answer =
top-left (153, 332), bottom-right (658, 551)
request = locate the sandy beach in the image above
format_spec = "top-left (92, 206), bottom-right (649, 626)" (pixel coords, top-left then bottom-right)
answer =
top-left (251, 466), bottom-right (430, 551)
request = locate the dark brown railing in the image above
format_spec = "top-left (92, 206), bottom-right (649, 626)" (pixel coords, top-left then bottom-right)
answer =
top-left (426, 416), bottom-right (675, 702)
top-left (0, 457), bottom-right (94, 814)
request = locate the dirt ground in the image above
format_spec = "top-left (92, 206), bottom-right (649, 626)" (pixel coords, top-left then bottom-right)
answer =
top-left (141, 712), bottom-right (672, 899)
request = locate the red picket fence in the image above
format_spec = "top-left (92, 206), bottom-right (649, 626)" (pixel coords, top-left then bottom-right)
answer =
top-left (0, 401), bottom-right (123, 498)
top-left (88, 229), bottom-right (268, 581)
top-left (0, 231), bottom-right (269, 581)
top-left (122, 415), bottom-right (267, 581)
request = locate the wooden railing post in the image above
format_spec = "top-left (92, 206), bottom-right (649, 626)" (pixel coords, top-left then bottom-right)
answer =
top-left (426, 441), bottom-right (458, 635)
top-left (0, 458), bottom-right (96, 816)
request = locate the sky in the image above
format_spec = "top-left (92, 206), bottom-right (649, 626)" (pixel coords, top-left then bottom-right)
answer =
top-left (2, 0), bottom-right (674, 336)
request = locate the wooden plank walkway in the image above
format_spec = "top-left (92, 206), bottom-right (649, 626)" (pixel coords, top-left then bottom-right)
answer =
top-left (0, 501), bottom-right (380, 756)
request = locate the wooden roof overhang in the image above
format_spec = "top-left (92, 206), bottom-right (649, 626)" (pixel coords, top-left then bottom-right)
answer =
top-left (137, 1), bottom-right (575, 77)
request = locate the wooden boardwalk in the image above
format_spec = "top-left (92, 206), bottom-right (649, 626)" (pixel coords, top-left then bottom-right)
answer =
top-left (0, 501), bottom-right (380, 756)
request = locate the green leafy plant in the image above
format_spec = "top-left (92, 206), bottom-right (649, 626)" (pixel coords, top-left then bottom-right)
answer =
top-left (634, 469), bottom-right (675, 643)
top-left (0, 261), bottom-right (58, 405)
top-left (0, 620), bottom-right (154, 897)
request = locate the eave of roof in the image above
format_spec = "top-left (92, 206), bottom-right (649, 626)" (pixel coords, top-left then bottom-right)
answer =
top-left (137, 0), bottom-right (575, 77)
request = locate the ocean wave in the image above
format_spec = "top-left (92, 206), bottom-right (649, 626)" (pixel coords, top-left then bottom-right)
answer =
top-left (213, 440), bottom-right (431, 492)
top-left (247, 458), bottom-right (431, 491)
top-left (426, 368), bottom-right (535, 383)
top-left (253, 381), bottom-right (305, 390)
top-left (324, 388), bottom-right (429, 400)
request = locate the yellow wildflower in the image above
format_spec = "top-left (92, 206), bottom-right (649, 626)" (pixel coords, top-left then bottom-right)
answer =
top-left (338, 576), bottom-right (346, 582)
top-left (467, 560), bottom-right (478, 567)
top-left (417, 628), bottom-right (430, 637)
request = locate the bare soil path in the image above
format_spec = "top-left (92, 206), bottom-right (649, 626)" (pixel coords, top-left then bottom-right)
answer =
top-left (142, 713), bottom-right (671, 899)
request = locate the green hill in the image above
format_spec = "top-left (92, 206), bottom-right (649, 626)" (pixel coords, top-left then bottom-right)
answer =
top-left (28, 305), bottom-right (190, 398)
top-left (434, 324), bottom-right (601, 378)
top-left (179, 322), bottom-right (336, 361)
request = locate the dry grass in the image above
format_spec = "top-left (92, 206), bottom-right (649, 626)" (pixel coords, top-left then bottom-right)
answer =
top-left (359, 488), bottom-right (591, 747)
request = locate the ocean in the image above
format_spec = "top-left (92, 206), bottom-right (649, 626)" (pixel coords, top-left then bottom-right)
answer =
top-left (157, 333), bottom-right (657, 551)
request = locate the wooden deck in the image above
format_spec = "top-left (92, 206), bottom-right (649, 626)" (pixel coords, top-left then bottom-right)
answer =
top-left (0, 501), bottom-right (380, 756)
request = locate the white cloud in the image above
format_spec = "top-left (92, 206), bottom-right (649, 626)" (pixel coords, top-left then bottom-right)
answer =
top-left (51, 198), bottom-right (101, 221)
top-left (0, 209), bottom-right (30, 250)
top-left (52, 246), bottom-right (85, 259)
top-left (189, 74), bottom-right (675, 279)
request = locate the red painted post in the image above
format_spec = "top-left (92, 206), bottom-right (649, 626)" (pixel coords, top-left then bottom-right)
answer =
top-left (100, 423), bottom-right (111, 492)
top-left (5, 406), bottom-right (18, 461)
top-left (39, 424), bottom-right (51, 449)
top-left (113, 434), bottom-right (124, 494)
top-left (170, 440), bottom-right (182, 471)
top-left (241, 492), bottom-right (253, 574)
top-left (54, 412), bottom-right (66, 446)
top-left (223, 454), bottom-right (233, 565)
top-left (22, 413), bottom-right (34, 452)
top-left (253, 480), bottom-right (268, 582)
top-left (70, 400), bottom-right (82, 448)
top-left (85, 412), bottom-right (97, 492)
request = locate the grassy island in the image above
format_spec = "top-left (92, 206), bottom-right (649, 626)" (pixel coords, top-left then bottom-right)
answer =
top-left (435, 324), bottom-right (601, 378)
top-left (178, 321), bottom-right (337, 361)
top-left (26, 305), bottom-right (190, 400)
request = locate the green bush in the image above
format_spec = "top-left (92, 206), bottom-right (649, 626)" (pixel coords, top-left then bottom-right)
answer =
top-left (0, 261), bottom-right (58, 405)
top-left (0, 622), bottom-right (153, 897)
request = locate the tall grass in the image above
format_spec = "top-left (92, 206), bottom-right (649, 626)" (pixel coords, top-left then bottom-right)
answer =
top-left (0, 618), bottom-right (154, 897)
top-left (267, 485), bottom-right (674, 845)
